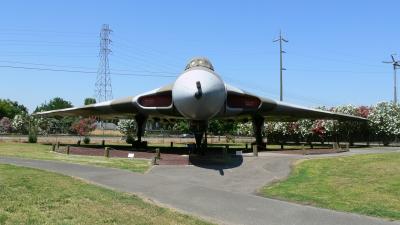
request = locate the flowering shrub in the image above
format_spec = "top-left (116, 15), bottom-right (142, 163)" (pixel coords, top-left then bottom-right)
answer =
top-left (312, 120), bottom-right (326, 139)
top-left (70, 117), bottom-right (97, 137)
top-left (117, 119), bottom-right (136, 136)
top-left (368, 102), bottom-right (400, 145)
top-left (12, 114), bottom-right (28, 134)
top-left (236, 122), bottom-right (253, 136)
top-left (117, 119), bottom-right (137, 144)
top-left (297, 119), bottom-right (313, 138)
top-left (0, 117), bottom-right (12, 133)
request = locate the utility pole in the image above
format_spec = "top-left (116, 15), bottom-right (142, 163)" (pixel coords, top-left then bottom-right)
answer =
top-left (273, 31), bottom-right (288, 101)
top-left (383, 54), bottom-right (400, 104)
top-left (95, 24), bottom-right (113, 102)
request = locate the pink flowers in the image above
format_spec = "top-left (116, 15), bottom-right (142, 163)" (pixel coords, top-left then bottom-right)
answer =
top-left (312, 120), bottom-right (326, 138)
top-left (357, 106), bottom-right (370, 118)
top-left (0, 117), bottom-right (12, 133)
top-left (71, 117), bottom-right (97, 136)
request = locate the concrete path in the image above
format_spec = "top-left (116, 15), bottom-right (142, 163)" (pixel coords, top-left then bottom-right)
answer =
top-left (1, 148), bottom-right (400, 225)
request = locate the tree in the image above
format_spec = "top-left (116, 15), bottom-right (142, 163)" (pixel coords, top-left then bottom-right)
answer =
top-left (0, 99), bottom-right (28, 119)
top-left (84, 98), bottom-right (96, 105)
top-left (172, 120), bottom-right (189, 133)
top-left (35, 97), bottom-right (75, 134)
top-left (209, 119), bottom-right (238, 136)
top-left (34, 97), bottom-right (73, 112)
top-left (0, 117), bottom-right (12, 133)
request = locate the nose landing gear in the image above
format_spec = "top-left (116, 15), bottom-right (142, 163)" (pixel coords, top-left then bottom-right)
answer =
top-left (190, 121), bottom-right (208, 155)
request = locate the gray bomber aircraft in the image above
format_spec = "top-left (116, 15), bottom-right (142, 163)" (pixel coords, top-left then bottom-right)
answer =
top-left (36, 57), bottom-right (366, 150)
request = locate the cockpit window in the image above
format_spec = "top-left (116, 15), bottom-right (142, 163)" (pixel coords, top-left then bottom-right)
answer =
top-left (184, 57), bottom-right (214, 71)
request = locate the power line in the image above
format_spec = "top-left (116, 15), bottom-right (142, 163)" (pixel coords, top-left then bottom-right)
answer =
top-left (289, 68), bottom-right (386, 75)
top-left (289, 52), bottom-right (383, 69)
top-left (0, 39), bottom-right (96, 46)
top-left (0, 64), bottom-right (176, 77)
top-left (0, 27), bottom-right (96, 36)
top-left (0, 59), bottom-right (179, 75)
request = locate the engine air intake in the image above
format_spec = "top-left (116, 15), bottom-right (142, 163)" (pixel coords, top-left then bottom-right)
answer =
top-left (227, 92), bottom-right (261, 109)
top-left (138, 91), bottom-right (172, 107)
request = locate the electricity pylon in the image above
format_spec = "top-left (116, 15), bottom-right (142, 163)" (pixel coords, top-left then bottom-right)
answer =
top-left (95, 24), bottom-right (113, 102)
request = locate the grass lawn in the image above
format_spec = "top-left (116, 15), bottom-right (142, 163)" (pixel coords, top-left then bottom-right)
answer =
top-left (0, 143), bottom-right (150, 173)
top-left (261, 153), bottom-right (400, 220)
top-left (0, 164), bottom-right (213, 225)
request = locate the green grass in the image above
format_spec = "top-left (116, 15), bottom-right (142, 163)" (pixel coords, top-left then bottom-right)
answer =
top-left (261, 153), bottom-right (400, 220)
top-left (0, 164), bottom-right (213, 225)
top-left (0, 143), bottom-right (150, 173)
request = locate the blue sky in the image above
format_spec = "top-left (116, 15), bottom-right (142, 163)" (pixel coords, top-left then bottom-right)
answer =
top-left (0, 0), bottom-right (398, 112)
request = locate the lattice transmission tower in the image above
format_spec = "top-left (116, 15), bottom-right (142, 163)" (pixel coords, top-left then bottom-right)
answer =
top-left (95, 24), bottom-right (113, 102)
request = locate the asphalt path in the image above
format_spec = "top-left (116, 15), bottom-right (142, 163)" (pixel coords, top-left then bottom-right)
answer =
top-left (1, 148), bottom-right (400, 225)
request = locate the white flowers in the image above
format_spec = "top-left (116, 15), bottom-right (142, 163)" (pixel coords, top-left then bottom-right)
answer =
top-left (236, 122), bottom-right (253, 136)
top-left (233, 102), bottom-right (400, 144)
top-left (117, 119), bottom-right (137, 136)
top-left (368, 102), bottom-right (400, 136)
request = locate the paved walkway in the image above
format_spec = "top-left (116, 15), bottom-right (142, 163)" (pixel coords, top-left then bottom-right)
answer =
top-left (1, 148), bottom-right (400, 225)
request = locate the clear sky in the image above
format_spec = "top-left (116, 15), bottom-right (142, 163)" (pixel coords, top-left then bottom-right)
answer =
top-left (0, 0), bottom-right (398, 112)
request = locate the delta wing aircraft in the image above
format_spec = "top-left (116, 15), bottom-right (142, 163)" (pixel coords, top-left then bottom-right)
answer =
top-left (36, 57), bottom-right (366, 150)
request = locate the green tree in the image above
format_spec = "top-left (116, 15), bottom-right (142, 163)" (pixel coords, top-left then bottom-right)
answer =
top-left (34, 97), bottom-right (75, 134)
top-left (209, 119), bottom-right (238, 136)
top-left (34, 97), bottom-right (73, 112)
top-left (84, 98), bottom-right (96, 105)
top-left (172, 120), bottom-right (189, 133)
top-left (0, 99), bottom-right (28, 119)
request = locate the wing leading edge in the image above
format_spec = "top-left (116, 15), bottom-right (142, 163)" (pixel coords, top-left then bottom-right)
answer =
top-left (225, 84), bottom-right (367, 122)
top-left (34, 84), bottom-right (180, 119)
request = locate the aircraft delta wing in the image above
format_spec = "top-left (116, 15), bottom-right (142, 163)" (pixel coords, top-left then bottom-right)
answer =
top-left (34, 82), bottom-right (365, 122)
top-left (34, 83), bottom-right (180, 120)
top-left (34, 57), bottom-right (366, 149)
top-left (35, 60), bottom-right (365, 122)
top-left (222, 84), bottom-right (366, 122)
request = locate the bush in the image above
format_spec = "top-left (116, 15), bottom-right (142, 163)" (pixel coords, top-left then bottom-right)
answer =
top-left (0, 117), bottom-right (12, 133)
top-left (70, 117), bottom-right (97, 136)
top-left (28, 131), bottom-right (37, 143)
top-left (117, 119), bottom-right (136, 137)
top-left (126, 135), bottom-right (135, 144)
top-left (83, 136), bottom-right (90, 144)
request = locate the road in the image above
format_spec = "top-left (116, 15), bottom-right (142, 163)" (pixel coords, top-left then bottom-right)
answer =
top-left (1, 148), bottom-right (399, 225)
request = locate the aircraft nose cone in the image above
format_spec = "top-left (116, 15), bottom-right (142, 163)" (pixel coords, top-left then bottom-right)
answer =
top-left (172, 69), bottom-right (226, 120)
